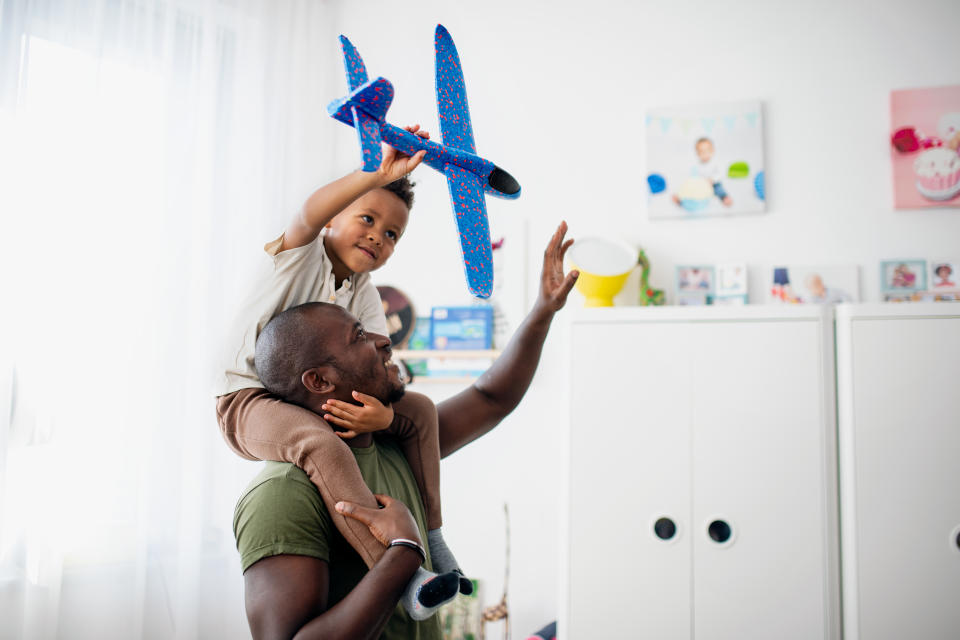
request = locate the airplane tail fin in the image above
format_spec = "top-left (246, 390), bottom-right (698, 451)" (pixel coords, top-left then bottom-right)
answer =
top-left (327, 77), bottom-right (395, 172)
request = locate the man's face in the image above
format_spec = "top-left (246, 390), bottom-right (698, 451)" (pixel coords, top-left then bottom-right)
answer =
top-left (324, 188), bottom-right (409, 278)
top-left (316, 307), bottom-right (405, 406)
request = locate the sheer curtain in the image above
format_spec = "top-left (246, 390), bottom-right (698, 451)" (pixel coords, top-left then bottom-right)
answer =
top-left (0, 1), bottom-right (335, 637)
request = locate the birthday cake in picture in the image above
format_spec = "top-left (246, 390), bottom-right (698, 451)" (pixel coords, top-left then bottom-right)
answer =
top-left (913, 147), bottom-right (960, 200)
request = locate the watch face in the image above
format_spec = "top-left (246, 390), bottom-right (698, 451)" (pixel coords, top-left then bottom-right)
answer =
top-left (376, 285), bottom-right (415, 347)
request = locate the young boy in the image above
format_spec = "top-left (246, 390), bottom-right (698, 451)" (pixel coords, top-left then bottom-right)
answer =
top-left (216, 126), bottom-right (466, 620)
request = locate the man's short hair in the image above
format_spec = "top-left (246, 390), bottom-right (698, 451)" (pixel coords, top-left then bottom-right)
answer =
top-left (254, 302), bottom-right (340, 405)
top-left (382, 176), bottom-right (415, 210)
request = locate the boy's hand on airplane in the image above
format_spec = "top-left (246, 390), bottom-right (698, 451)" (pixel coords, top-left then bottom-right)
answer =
top-left (377, 124), bottom-right (429, 185)
top-left (537, 221), bottom-right (578, 313)
top-left (323, 391), bottom-right (395, 439)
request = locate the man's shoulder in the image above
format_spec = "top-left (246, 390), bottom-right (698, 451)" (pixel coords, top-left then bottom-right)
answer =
top-left (236, 461), bottom-right (323, 517)
top-left (233, 462), bottom-right (333, 572)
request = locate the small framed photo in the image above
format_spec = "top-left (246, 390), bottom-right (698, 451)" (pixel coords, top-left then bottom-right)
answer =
top-left (676, 265), bottom-right (715, 295)
top-left (880, 260), bottom-right (927, 293)
top-left (716, 263), bottom-right (748, 297)
top-left (929, 260), bottom-right (959, 291)
top-left (769, 266), bottom-right (859, 304)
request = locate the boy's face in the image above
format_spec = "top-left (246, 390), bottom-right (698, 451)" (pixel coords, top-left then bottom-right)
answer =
top-left (695, 140), bottom-right (714, 163)
top-left (324, 188), bottom-right (409, 278)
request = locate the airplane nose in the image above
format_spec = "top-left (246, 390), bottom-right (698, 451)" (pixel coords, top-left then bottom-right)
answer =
top-left (488, 166), bottom-right (520, 196)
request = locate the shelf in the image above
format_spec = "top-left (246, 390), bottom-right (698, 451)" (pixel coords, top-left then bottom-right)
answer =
top-left (394, 349), bottom-right (501, 359)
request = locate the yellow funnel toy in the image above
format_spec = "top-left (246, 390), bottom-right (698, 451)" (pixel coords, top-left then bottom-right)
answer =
top-left (569, 237), bottom-right (638, 307)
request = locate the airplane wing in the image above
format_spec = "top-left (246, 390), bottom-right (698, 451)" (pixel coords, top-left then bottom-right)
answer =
top-left (339, 35), bottom-right (369, 91)
top-left (434, 25), bottom-right (476, 154)
top-left (444, 164), bottom-right (493, 298)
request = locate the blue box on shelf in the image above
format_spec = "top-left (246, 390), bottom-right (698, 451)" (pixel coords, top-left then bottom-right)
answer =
top-left (429, 306), bottom-right (493, 350)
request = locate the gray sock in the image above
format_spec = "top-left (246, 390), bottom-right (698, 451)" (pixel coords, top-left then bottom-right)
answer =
top-left (427, 528), bottom-right (459, 574)
top-left (428, 528), bottom-right (473, 595)
top-left (402, 567), bottom-right (459, 621)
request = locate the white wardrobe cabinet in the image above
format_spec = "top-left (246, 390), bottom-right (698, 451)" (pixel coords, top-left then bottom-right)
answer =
top-left (561, 306), bottom-right (840, 640)
top-left (836, 304), bottom-right (960, 640)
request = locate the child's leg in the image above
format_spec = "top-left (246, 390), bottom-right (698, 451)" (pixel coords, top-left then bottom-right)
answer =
top-left (217, 388), bottom-right (460, 618)
top-left (217, 388), bottom-right (384, 567)
top-left (388, 391), bottom-right (443, 530)
top-left (389, 391), bottom-right (472, 594)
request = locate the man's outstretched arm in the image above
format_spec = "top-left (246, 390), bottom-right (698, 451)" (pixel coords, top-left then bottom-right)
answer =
top-left (244, 495), bottom-right (422, 640)
top-left (437, 222), bottom-right (578, 458)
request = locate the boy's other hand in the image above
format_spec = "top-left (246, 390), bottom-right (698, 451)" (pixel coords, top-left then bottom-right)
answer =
top-left (537, 221), bottom-right (578, 313)
top-left (323, 391), bottom-right (395, 439)
top-left (377, 124), bottom-right (429, 185)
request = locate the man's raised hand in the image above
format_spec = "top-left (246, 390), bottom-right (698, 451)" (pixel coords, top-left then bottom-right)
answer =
top-left (538, 221), bottom-right (579, 313)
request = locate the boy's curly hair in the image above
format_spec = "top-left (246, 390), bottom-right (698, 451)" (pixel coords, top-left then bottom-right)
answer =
top-left (382, 177), bottom-right (415, 210)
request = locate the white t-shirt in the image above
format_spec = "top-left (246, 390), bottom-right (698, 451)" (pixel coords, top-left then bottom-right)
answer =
top-left (695, 159), bottom-right (722, 183)
top-left (216, 231), bottom-right (388, 396)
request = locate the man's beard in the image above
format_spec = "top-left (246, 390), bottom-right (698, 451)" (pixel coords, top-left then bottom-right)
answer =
top-left (338, 362), bottom-right (405, 406)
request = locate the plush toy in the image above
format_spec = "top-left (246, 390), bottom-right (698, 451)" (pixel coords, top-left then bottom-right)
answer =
top-left (638, 249), bottom-right (665, 306)
top-left (328, 25), bottom-right (520, 299)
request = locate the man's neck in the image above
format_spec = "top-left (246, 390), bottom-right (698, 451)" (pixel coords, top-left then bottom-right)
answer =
top-left (305, 396), bottom-right (373, 448)
top-left (347, 433), bottom-right (374, 448)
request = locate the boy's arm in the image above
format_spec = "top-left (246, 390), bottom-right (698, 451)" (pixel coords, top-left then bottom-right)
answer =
top-left (436, 222), bottom-right (578, 458)
top-left (281, 127), bottom-right (428, 251)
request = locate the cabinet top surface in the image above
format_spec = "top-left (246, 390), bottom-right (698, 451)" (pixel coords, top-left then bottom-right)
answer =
top-left (569, 303), bottom-right (960, 325)
top-left (833, 302), bottom-right (960, 321)
top-left (569, 304), bottom-right (833, 324)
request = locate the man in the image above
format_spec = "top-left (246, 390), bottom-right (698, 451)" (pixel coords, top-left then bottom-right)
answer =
top-left (233, 222), bottom-right (578, 639)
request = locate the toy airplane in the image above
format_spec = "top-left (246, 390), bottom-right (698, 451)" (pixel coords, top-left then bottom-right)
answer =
top-left (327, 24), bottom-right (520, 299)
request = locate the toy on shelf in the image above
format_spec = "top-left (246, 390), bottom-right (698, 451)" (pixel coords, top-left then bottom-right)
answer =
top-left (328, 25), bottom-right (521, 299)
top-left (637, 249), bottom-right (665, 306)
top-left (568, 237), bottom-right (638, 307)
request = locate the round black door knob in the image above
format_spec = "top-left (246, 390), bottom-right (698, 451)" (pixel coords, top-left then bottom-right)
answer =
top-left (708, 519), bottom-right (732, 543)
top-left (654, 517), bottom-right (677, 540)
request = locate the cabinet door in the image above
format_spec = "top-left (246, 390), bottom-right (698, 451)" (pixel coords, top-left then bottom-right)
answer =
top-left (845, 317), bottom-right (960, 639)
top-left (566, 321), bottom-right (693, 639)
top-left (690, 319), bottom-right (837, 640)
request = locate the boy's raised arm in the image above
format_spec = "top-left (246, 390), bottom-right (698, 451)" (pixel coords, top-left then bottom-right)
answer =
top-left (281, 127), bottom-right (428, 251)
top-left (436, 222), bottom-right (578, 458)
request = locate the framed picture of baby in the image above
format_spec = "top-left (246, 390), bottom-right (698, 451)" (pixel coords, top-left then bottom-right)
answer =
top-left (880, 259), bottom-right (927, 293)
top-left (768, 266), bottom-right (860, 304)
top-left (675, 265), bottom-right (714, 305)
top-left (889, 85), bottom-right (960, 209)
top-left (929, 260), bottom-right (959, 291)
top-left (646, 100), bottom-right (766, 219)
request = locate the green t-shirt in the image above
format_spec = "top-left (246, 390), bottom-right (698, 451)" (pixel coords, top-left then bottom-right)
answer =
top-left (233, 437), bottom-right (442, 640)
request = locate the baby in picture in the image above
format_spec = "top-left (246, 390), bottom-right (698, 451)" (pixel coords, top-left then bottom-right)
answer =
top-left (891, 263), bottom-right (917, 289)
top-left (673, 137), bottom-right (733, 208)
top-left (932, 263), bottom-right (956, 289)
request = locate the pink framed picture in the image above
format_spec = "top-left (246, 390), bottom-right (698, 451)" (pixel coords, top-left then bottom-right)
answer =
top-left (890, 85), bottom-right (960, 209)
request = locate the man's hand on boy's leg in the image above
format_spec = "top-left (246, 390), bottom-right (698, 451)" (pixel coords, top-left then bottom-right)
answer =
top-left (323, 391), bottom-right (395, 439)
top-left (375, 124), bottom-right (429, 186)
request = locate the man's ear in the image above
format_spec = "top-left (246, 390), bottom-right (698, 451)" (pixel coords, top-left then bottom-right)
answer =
top-left (301, 367), bottom-right (336, 395)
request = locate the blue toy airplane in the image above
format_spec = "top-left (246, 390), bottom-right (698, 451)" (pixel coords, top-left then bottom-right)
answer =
top-left (327, 24), bottom-right (521, 299)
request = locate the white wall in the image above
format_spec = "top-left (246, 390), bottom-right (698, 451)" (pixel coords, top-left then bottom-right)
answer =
top-left (318, 0), bottom-right (960, 636)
